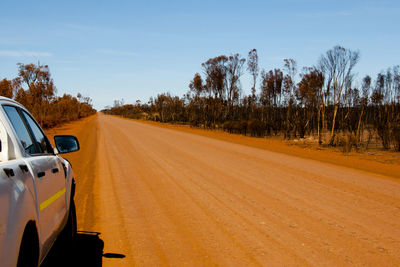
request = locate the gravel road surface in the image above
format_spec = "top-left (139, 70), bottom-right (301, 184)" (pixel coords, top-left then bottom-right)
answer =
top-left (58, 114), bottom-right (400, 266)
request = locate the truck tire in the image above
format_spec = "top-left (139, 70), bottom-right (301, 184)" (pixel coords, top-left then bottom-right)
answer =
top-left (59, 198), bottom-right (77, 248)
top-left (17, 223), bottom-right (39, 267)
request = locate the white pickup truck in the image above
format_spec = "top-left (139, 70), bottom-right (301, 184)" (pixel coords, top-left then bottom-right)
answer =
top-left (0, 97), bottom-right (79, 266)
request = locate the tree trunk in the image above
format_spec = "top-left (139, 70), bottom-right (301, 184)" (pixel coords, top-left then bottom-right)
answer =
top-left (330, 104), bottom-right (338, 144)
top-left (355, 106), bottom-right (364, 146)
top-left (317, 106), bottom-right (322, 145)
top-left (320, 104), bottom-right (326, 142)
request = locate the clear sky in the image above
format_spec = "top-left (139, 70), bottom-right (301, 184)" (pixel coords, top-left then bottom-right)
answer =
top-left (0, 0), bottom-right (399, 110)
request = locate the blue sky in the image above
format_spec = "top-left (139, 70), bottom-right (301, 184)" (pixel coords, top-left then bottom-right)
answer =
top-left (0, 0), bottom-right (399, 110)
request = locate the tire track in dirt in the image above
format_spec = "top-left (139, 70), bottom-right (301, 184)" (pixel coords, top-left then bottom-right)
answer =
top-left (112, 124), bottom-right (310, 266)
top-left (47, 115), bottom-right (100, 232)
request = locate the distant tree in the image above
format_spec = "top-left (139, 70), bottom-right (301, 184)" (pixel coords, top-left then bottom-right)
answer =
top-left (247, 49), bottom-right (259, 118)
top-left (225, 54), bottom-right (245, 119)
top-left (297, 67), bottom-right (324, 142)
top-left (261, 69), bottom-right (283, 107)
top-left (247, 49), bottom-right (259, 97)
top-left (189, 73), bottom-right (204, 96)
top-left (17, 63), bottom-right (55, 100)
top-left (202, 56), bottom-right (227, 99)
top-left (354, 75), bottom-right (371, 145)
top-left (0, 78), bottom-right (14, 98)
top-left (260, 69), bottom-right (284, 135)
top-left (15, 63), bottom-right (56, 125)
top-left (319, 45), bottom-right (360, 144)
top-left (283, 58), bottom-right (297, 138)
top-left (394, 66), bottom-right (400, 102)
top-left (283, 58), bottom-right (297, 98)
top-left (202, 56), bottom-right (228, 125)
top-left (361, 75), bottom-right (371, 100)
top-left (0, 63), bottom-right (97, 128)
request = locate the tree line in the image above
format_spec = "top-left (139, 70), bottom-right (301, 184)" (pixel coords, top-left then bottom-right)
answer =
top-left (0, 63), bottom-right (96, 128)
top-left (103, 45), bottom-right (400, 152)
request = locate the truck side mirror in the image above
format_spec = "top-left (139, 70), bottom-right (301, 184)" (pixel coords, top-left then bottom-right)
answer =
top-left (54, 135), bottom-right (80, 154)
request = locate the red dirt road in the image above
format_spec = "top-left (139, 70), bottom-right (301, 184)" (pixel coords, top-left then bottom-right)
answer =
top-left (53, 114), bottom-right (400, 266)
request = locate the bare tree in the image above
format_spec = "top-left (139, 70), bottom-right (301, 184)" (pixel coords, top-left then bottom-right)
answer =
top-left (247, 49), bottom-right (259, 117)
top-left (319, 45), bottom-right (360, 144)
top-left (283, 58), bottom-right (297, 98)
top-left (283, 58), bottom-right (297, 139)
top-left (394, 65), bottom-right (400, 102)
top-left (225, 54), bottom-right (245, 119)
top-left (247, 49), bottom-right (259, 96)
top-left (356, 75), bottom-right (371, 144)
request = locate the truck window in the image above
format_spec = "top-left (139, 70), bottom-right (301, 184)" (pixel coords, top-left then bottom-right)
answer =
top-left (3, 106), bottom-right (38, 154)
top-left (21, 110), bottom-right (53, 154)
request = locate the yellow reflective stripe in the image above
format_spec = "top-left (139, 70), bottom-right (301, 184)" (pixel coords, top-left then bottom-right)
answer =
top-left (40, 187), bottom-right (66, 211)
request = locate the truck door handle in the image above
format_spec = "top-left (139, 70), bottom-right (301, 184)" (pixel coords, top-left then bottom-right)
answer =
top-left (37, 171), bottom-right (45, 178)
top-left (52, 168), bottom-right (59, 173)
top-left (3, 168), bottom-right (14, 177)
top-left (19, 164), bottom-right (29, 173)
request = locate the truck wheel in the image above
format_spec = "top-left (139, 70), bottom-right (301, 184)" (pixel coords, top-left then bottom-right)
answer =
top-left (60, 198), bottom-right (77, 248)
top-left (17, 224), bottom-right (39, 267)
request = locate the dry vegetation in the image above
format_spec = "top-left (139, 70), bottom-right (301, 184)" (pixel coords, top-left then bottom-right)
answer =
top-left (0, 63), bottom-right (96, 128)
top-left (104, 45), bottom-right (400, 153)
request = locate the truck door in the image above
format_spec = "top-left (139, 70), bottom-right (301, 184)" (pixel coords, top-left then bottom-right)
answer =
top-left (0, 159), bottom-right (34, 266)
top-left (2, 106), bottom-right (66, 248)
top-left (0, 162), bottom-right (15, 261)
